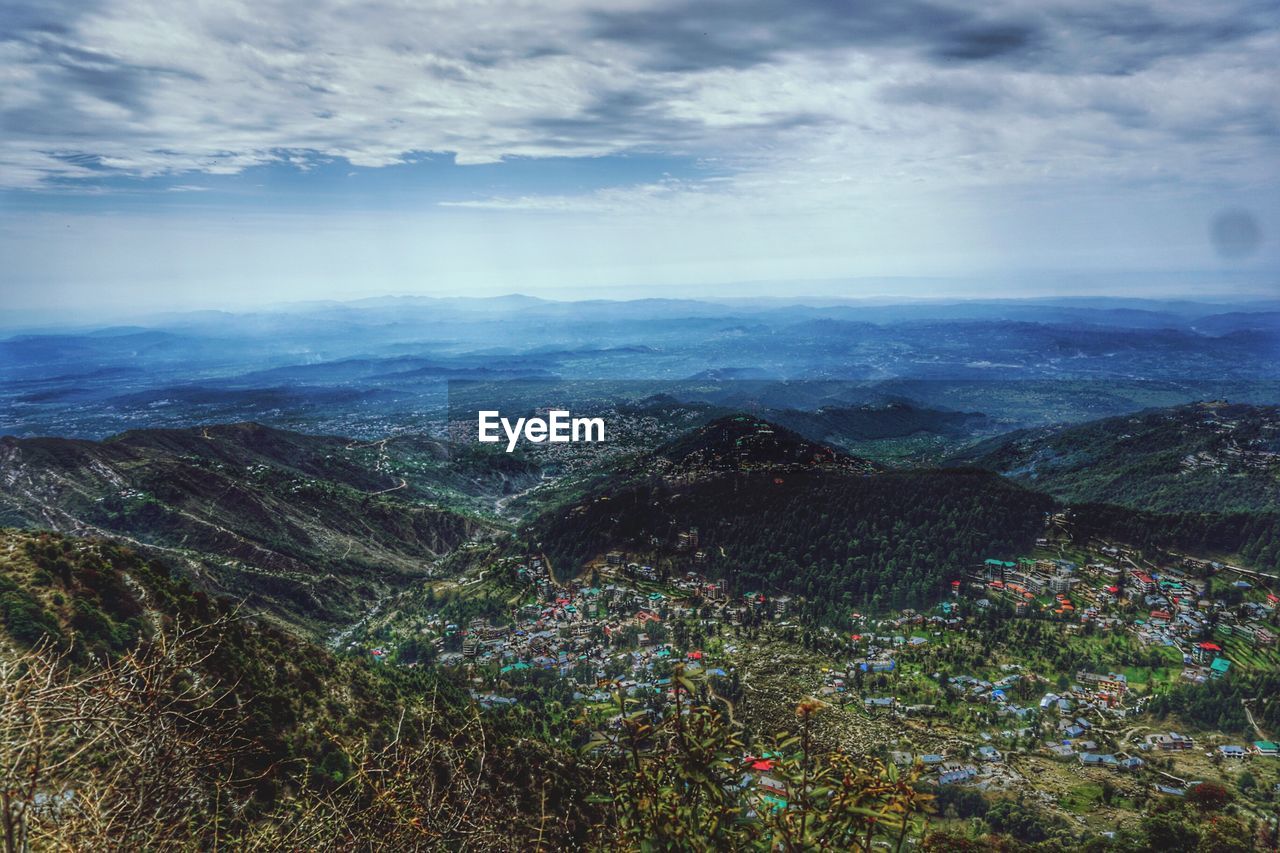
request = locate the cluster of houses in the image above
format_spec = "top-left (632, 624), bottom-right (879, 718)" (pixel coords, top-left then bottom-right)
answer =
top-left (972, 547), bottom-right (1277, 692)
top-left (421, 561), bottom-right (808, 710)
top-left (353, 533), bottom-right (1277, 806)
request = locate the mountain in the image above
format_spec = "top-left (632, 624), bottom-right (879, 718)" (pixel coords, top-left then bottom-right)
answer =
top-left (949, 402), bottom-right (1280, 513)
top-left (653, 415), bottom-right (878, 474)
top-left (531, 416), bottom-right (1052, 617)
top-left (0, 423), bottom-right (540, 633)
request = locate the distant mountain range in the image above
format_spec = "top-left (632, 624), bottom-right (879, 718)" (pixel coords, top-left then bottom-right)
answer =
top-left (3, 295), bottom-right (1276, 441)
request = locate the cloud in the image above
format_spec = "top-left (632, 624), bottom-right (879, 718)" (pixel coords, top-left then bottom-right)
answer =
top-left (0, 0), bottom-right (1275, 209)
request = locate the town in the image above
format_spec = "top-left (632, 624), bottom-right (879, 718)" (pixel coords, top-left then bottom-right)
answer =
top-left (345, 527), bottom-right (1280, 835)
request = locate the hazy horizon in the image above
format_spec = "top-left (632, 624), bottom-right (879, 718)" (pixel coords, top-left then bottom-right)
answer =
top-left (4, 280), bottom-right (1280, 332)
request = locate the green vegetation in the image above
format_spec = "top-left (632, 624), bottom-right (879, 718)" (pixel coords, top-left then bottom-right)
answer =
top-left (537, 467), bottom-right (1052, 618)
top-left (954, 402), bottom-right (1280, 514)
top-left (0, 423), bottom-right (503, 633)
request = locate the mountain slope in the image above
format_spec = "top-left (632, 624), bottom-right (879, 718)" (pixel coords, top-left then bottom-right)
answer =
top-left (0, 423), bottom-right (526, 632)
top-left (531, 416), bottom-right (1052, 617)
top-left (0, 527), bottom-right (594, 850)
top-left (949, 402), bottom-right (1280, 513)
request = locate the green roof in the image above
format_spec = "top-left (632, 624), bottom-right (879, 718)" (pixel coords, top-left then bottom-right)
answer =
top-left (1255, 741), bottom-right (1278, 751)
top-left (1210, 657), bottom-right (1231, 673)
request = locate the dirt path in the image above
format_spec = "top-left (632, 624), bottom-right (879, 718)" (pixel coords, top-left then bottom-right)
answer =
top-left (707, 681), bottom-right (739, 728)
top-left (364, 477), bottom-right (407, 496)
top-left (1243, 699), bottom-right (1269, 740)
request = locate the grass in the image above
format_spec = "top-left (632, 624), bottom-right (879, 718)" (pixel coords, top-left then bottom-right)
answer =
top-left (1060, 782), bottom-right (1104, 814)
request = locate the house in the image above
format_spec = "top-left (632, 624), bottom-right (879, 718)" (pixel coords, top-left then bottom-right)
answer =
top-left (1218, 745), bottom-right (1247, 759)
top-left (938, 766), bottom-right (977, 785)
top-left (1079, 753), bottom-right (1118, 767)
top-left (1147, 732), bottom-right (1194, 751)
top-left (1119, 756), bottom-right (1145, 770)
top-left (1254, 740), bottom-right (1279, 757)
top-left (1209, 657), bottom-right (1231, 679)
top-left (1076, 671), bottom-right (1128, 695)
top-left (977, 746), bottom-right (1002, 762)
top-left (1194, 641), bottom-right (1223, 662)
top-left (1131, 572), bottom-right (1157, 593)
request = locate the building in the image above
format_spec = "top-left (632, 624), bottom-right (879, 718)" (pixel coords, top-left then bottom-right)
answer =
top-left (938, 767), bottom-right (977, 785)
top-left (1131, 572), bottom-right (1157, 594)
top-left (1147, 732), bottom-right (1194, 751)
top-left (1076, 671), bottom-right (1128, 695)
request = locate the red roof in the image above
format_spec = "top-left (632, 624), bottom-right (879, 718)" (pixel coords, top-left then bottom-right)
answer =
top-left (1106, 586), bottom-right (1120, 593)
top-left (750, 759), bottom-right (775, 771)
top-left (687, 651), bottom-right (703, 660)
top-left (1150, 610), bottom-right (1171, 620)
top-left (1197, 642), bottom-right (1222, 651)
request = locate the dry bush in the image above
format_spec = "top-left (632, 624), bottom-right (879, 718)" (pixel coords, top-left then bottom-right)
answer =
top-left (1, 619), bottom-right (243, 852)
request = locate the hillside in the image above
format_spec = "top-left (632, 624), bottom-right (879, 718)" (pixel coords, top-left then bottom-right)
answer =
top-left (531, 416), bottom-right (1052, 617)
top-left (0, 423), bottom-right (537, 632)
top-left (767, 402), bottom-right (988, 445)
top-left (950, 402), bottom-right (1280, 513)
top-left (0, 528), bottom-right (593, 850)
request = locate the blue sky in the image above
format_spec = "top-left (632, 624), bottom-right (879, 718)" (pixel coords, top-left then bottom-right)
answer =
top-left (1, 0), bottom-right (1277, 317)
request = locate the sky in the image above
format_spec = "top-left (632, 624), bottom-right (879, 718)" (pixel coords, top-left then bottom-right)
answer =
top-left (1, 0), bottom-right (1278, 318)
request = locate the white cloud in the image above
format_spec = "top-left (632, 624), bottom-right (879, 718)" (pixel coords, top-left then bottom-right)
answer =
top-left (0, 0), bottom-right (1275, 204)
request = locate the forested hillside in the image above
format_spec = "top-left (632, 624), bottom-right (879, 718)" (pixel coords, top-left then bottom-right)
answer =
top-left (0, 423), bottom-right (525, 633)
top-left (1069, 503), bottom-right (1280, 572)
top-left (952, 402), bottom-right (1280, 513)
top-left (534, 418), bottom-right (1053, 619)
